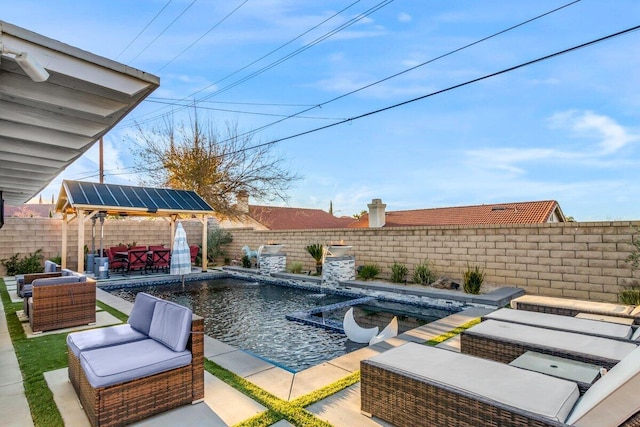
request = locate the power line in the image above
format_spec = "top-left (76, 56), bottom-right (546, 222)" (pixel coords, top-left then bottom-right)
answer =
top-left (115, 0), bottom-right (173, 60)
top-left (146, 97), bottom-right (317, 107)
top-left (209, 0), bottom-right (583, 145)
top-left (155, 0), bottom-right (249, 73)
top-left (128, 0), bottom-right (198, 64)
top-left (221, 24), bottom-right (640, 157)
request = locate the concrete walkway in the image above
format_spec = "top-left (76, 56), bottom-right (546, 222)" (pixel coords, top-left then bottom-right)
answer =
top-left (2, 277), bottom-right (494, 426)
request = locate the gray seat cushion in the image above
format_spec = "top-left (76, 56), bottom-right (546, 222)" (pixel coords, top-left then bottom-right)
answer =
top-left (79, 339), bottom-right (192, 388)
top-left (32, 276), bottom-right (81, 287)
top-left (44, 260), bottom-right (59, 272)
top-left (367, 343), bottom-right (580, 423)
top-left (468, 320), bottom-right (637, 362)
top-left (128, 292), bottom-right (160, 335)
top-left (148, 300), bottom-right (192, 352)
top-left (485, 308), bottom-right (633, 339)
top-left (67, 324), bottom-right (147, 357)
top-left (20, 284), bottom-right (32, 298)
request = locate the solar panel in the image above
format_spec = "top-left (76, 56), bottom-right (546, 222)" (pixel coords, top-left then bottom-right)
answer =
top-left (61, 180), bottom-right (213, 213)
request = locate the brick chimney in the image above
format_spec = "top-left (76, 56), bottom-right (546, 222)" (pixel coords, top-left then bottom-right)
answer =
top-left (236, 190), bottom-right (249, 214)
top-left (368, 198), bottom-right (386, 228)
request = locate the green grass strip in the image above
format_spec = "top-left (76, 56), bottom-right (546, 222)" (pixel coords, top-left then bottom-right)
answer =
top-left (424, 318), bottom-right (481, 346)
top-left (0, 279), bottom-right (65, 427)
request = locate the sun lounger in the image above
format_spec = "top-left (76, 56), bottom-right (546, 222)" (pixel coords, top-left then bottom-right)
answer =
top-left (460, 319), bottom-right (637, 369)
top-left (484, 308), bottom-right (637, 341)
top-left (361, 342), bottom-right (640, 426)
top-left (511, 295), bottom-right (640, 324)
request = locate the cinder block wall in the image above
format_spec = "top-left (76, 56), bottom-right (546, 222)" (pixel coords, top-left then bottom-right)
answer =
top-left (1, 217), bottom-right (639, 303)
top-left (226, 221), bottom-right (640, 303)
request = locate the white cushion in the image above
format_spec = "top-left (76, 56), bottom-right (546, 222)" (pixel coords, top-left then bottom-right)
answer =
top-left (511, 295), bottom-right (634, 315)
top-left (468, 320), bottom-right (637, 363)
top-left (485, 308), bottom-right (633, 339)
top-left (367, 342), bottom-right (580, 422)
top-left (632, 328), bottom-right (640, 341)
top-left (567, 346), bottom-right (640, 426)
top-left (148, 300), bottom-right (192, 352)
top-left (67, 324), bottom-right (147, 357)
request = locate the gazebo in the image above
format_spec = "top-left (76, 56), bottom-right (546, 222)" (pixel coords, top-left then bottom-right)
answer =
top-left (55, 180), bottom-right (215, 272)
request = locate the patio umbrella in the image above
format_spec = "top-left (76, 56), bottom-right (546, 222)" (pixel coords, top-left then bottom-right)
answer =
top-left (170, 222), bottom-right (191, 285)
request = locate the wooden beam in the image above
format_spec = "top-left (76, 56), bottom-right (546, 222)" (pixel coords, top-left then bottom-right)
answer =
top-left (77, 209), bottom-right (85, 273)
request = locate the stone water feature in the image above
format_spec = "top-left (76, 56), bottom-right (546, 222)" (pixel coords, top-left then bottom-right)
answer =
top-left (259, 244), bottom-right (286, 275)
top-left (322, 245), bottom-right (355, 287)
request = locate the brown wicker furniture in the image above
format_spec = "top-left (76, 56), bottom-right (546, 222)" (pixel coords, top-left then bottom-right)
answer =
top-left (68, 293), bottom-right (204, 427)
top-left (511, 295), bottom-right (640, 325)
top-left (361, 343), bottom-right (640, 427)
top-left (28, 276), bottom-right (96, 333)
top-left (18, 271), bottom-right (62, 296)
top-left (460, 320), bottom-right (637, 370)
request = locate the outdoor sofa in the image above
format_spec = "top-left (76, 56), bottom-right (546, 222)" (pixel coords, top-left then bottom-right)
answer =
top-left (483, 308), bottom-right (640, 341)
top-left (460, 319), bottom-right (637, 370)
top-left (22, 268), bottom-right (96, 333)
top-left (361, 342), bottom-right (640, 427)
top-left (66, 292), bottom-right (204, 427)
top-left (511, 295), bottom-right (640, 324)
top-left (16, 259), bottom-right (61, 296)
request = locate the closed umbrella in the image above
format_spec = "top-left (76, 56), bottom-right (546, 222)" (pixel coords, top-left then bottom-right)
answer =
top-left (171, 222), bottom-right (191, 284)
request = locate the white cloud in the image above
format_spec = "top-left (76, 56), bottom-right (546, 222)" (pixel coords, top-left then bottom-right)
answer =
top-left (397, 12), bottom-right (412, 23)
top-left (548, 110), bottom-right (638, 154)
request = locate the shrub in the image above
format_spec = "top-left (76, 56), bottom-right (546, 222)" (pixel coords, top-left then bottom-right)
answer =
top-left (289, 262), bottom-right (304, 274)
top-left (620, 286), bottom-right (640, 305)
top-left (241, 255), bottom-right (252, 268)
top-left (49, 255), bottom-right (62, 265)
top-left (390, 262), bottom-right (408, 283)
top-left (358, 264), bottom-right (381, 281)
top-left (463, 266), bottom-right (485, 294)
top-left (206, 225), bottom-right (233, 263)
top-left (413, 260), bottom-right (436, 285)
top-left (626, 227), bottom-right (640, 271)
top-left (1, 249), bottom-right (44, 275)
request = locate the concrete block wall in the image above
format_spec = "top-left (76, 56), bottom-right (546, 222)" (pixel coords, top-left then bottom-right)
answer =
top-left (2, 217), bottom-right (639, 303)
top-left (226, 221), bottom-right (640, 303)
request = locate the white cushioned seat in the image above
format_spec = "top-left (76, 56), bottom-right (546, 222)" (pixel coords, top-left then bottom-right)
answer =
top-left (468, 320), bottom-right (637, 363)
top-left (148, 300), bottom-right (192, 352)
top-left (67, 324), bottom-right (147, 357)
top-left (485, 308), bottom-right (633, 339)
top-left (367, 343), bottom-right (580, 423)
top-left (128, 292), bottom-right (161, 335)
top-left (511, 295), bottom-right (635, 315)
top-left (79, 339), bottom-right (192, 388)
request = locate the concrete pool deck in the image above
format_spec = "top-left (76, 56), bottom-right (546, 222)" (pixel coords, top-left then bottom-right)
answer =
top-left (3, 275), bottom-right (494, 426)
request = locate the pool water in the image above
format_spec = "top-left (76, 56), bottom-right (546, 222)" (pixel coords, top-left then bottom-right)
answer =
top-left (108, 278), bottom-right (367, 372)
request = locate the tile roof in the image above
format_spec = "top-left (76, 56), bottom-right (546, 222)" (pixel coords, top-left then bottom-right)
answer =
top-left (5, 204), bottom-right (56, 218)
top-left (348, 200), bottom-right (563, 228)
top-left (248, 205), bottom-right (355, 230)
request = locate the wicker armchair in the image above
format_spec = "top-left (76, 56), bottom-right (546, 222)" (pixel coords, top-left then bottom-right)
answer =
top-left (28, 276), bottom-right (96, 333)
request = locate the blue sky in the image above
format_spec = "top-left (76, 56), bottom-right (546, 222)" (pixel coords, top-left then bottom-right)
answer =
top-left (5, 0), bottom-right (640, 220)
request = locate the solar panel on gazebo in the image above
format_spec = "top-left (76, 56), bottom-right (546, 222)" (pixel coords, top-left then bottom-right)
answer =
top-left (60, 180), bottom-right (214, 214)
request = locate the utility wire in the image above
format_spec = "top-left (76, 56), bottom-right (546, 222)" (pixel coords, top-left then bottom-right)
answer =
top-left (128, 0), bottom-right (198, 64)
top-left (146, 97), bottom-right (317, 107)
top-left (155, 0), bottom-right (249, 72)
top-left (211, 0), bottom-right (583, 146)
top-left (221, 24), bottom-right (640, 157)
top-left (116, 0), bottom-right (173, 59)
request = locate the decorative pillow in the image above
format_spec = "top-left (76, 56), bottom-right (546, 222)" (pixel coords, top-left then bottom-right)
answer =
top-left (148, 300), bottom-right (192, 352)
top-left (128, 293), bottom-right (158, 335)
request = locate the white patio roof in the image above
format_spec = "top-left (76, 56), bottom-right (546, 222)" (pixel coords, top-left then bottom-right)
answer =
top-left (0, 20), bottom-right (160, 205)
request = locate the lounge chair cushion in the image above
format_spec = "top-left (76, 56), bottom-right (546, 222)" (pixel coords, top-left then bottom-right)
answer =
top-left (148, 300), bottom-right (192, 352)
top-left (128, 292), bottom-right (159, 335)
top-left (632, 328), bottom-right (640, 341)
top-left (567, 346), bottom-right (640, 426)
top-left (66, 324), bottom-right (147, 357)
top-left (485, 308), bottom-right (633, 339)
top-left (468, 320), bottom-right (637, 362)
top-left (20, 284), bottom-right (33, 298)
top-left (367, 342), bottom-right (580, 422)
top-left (79, 339), bottom-right (192, 388)
top-left (44, 260), bottom-right (58, 272)
top-left (61, 268), bottom-right (75, 276)
top-left (511, 295), bottom-right (635, 315)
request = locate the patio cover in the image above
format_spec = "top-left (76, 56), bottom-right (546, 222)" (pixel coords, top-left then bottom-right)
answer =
top-left (0, 20), bottom-right (160, 206)
top-left (56, 180), bottom-right (215, 273)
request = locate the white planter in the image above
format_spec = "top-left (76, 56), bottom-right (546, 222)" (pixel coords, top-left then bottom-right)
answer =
top-left (327, 245), bottom-right (352, 257)
top-left (261, 244), bottom-right (285, 254)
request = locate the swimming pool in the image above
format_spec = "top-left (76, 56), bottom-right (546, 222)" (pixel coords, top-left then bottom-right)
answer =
top-left (106, 277), bottom-right (457, 371)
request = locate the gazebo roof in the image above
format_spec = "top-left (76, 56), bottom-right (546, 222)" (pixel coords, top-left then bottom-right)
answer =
top-left (56, 180), bottom-right (214, 217)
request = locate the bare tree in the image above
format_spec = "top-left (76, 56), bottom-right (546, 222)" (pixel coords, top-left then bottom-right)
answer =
top-left (131, 111), bottom-right (299, 216)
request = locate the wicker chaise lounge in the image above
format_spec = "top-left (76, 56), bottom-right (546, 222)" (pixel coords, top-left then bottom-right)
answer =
top-left (67, 293), bottom-right (204, 427)
top-left (511, 295), bottom-right (640, 324)
top-left (361, 343), bottom-right (640, 427)
top-left (460, 320), bottom-right (637, 370)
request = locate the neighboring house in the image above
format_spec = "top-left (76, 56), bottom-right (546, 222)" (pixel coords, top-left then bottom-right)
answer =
top-left (5, 203), bottom-right (57, 218)
top-left (348, 199), bottom-right (566, 228)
